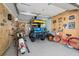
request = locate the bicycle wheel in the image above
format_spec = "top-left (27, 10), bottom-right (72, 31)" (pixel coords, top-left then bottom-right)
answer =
top-left (48, 35), bottom-right (53, 41)
top-left (53, 35), bottom-right (61, 42)
top-left (67, 37), bottom-right (79, 49)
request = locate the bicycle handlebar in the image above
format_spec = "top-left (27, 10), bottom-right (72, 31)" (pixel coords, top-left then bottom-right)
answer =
top-left (66, 34), bottom-right (72, 37)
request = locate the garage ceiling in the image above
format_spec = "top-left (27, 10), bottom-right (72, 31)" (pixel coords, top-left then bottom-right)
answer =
top-left (16, 3), bottom-right (78, 17)
top-left (5, 3), bottom-right (79, 21)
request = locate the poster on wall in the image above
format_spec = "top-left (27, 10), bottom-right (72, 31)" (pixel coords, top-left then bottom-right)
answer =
top-left (63, 22), bottom-right (75, 29)
top-left (63, 24), bottom-right (68, 29)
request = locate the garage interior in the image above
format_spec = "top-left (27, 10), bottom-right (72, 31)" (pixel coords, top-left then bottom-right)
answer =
top-left (0, 3), bottom-right (79, 56)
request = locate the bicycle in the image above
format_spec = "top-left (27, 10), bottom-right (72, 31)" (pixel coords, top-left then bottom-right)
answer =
top-left (67, 34), bottom-right (79, 49)
top-left (55, 33), bottom-right (79, 49)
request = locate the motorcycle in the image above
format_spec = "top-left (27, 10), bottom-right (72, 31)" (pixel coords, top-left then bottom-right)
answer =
top-left (15, 32), bottom-right (30, 55)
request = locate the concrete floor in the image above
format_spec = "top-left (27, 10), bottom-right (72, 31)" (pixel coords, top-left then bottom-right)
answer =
top-left (4, 37), bottom-right (79, 56)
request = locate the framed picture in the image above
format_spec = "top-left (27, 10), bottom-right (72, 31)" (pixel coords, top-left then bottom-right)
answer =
top-left (58, 17), bottom-right (62, 23)
top-left (63, 24), bottom-right (68, 29)
top-left (68, 22), bottom-right (75, 29)
top-left (7, 14), bottom-right (12, 21)
top-left (53, 20), bottom-right (56, 23)
top-left (69, 15), bottom-right (75, 20)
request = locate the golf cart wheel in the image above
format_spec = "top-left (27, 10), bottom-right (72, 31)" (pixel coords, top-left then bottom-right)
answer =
top-left (41, 37), bottom-right (45, 40)
top-left (40, 35), bottom-right (45, 40)
top-left (30, 37), bottom-right (35, 42)
top-left (67, 37), bottom-right (79, 49)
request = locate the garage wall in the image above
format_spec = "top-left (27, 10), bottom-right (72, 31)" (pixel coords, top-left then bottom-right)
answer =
top-left (5, 3), bottom-right (18, 17)
top-left (52, 9), bottom-right (79, 37)
top-left (0, 4), bottom-right (14, 55)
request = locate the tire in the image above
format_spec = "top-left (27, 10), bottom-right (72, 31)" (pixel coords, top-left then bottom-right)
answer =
top-left (29, 31), bottom-right (33, 39)
top-left (67, 37), bottom-right (79, 49)
top-left (40, 35), bottom-right (45, 41)
top-left (30, 37), bottom-right (35, 42)
top-left (29, 33), bottom-right (32, 39)
top-left (41, 37), bottom-right (45, 40)
top-left (29, 32), bottom-right (35, 42)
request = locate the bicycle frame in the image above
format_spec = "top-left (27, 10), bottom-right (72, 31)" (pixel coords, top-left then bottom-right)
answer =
top-left (58, 34), bottom-right (79, 49)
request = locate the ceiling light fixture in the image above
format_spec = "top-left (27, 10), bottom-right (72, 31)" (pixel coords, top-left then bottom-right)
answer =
top-left (20, 12), bottom-right (37, 16)
top-left (21, 3), bottom-right (31, 6)
top-left (48, 3), bottom-right (53, 6)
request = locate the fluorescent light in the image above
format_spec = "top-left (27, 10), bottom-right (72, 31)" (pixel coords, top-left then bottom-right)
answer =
top-left (76, 3), bottom-right (79, 5)
top-left (21, 3), bottom-right (31, 6)
top-left (20, 12), bottom-right (37, 16)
